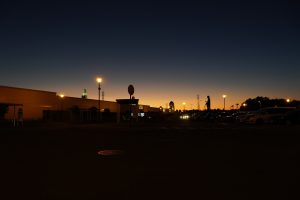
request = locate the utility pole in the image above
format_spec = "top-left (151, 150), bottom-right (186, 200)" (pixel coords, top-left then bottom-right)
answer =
top-left (197, 94), bottom-right (200, 111)
top-left (96, 78), bottom-right (102, 121)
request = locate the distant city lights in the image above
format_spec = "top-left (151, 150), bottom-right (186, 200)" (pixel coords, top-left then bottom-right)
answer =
top-left (180, 114), bottom-right (190, 120)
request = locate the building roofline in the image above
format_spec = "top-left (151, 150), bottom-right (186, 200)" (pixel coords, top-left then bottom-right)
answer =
top-left (62, 96), bottom-right (117, 104)
top-left (0, 85), bottom-right (57, 95)
top-left (0, 85), bottom-right (157, 108)
top-left (0, 102), bottom-right (23, 106)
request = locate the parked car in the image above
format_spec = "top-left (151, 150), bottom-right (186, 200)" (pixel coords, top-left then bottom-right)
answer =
top-left (245, 107), bottom-right (296, 124)
top-left (239, 111), bottom-right (255, 123)
top-left (283, 110), bottom-right (300, 125)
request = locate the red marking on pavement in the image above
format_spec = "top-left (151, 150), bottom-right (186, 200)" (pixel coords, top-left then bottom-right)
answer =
top-left (97, 150), bottom-right (123, 156)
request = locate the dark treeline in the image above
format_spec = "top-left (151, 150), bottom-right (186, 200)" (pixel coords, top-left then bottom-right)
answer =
top-left (240, 97), bottom-right (300, 111)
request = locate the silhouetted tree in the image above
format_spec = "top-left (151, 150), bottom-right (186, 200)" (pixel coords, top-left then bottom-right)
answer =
top-left (89, 107), bottom-right (98, 121)
top-left (89, 107), bottom-right (97, 112)
top-left (290, 100), bottom-right (300, 108)
top-left (0, 103), bottom-right (9, 120)
top-left (241, 97), bottom-right (300, 111)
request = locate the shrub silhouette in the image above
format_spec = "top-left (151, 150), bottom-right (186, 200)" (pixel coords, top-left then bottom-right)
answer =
top-left (0, 103), bottom-right (8, 120)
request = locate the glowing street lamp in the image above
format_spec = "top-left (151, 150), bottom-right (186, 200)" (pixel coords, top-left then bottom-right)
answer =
top-left (222, 95), bottom-right (227, 110)
top-left (97, 77), bottom-right (102, 84)
top-left (243, 103), bottom-right (247, 107)
top-left (182, 102), bottom-right (186, 111)
top-left (96, 77), bottom-right (102, 120)
top-left (59, 93), bottom-right (64, 111)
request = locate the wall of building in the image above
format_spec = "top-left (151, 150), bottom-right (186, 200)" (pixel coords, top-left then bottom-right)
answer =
top-left (149, 107), bottom-right (161, 112)
top-left (0, 85), bottom-right (159, 120)
top-left (58, 97), bottom-right (119, 112)
top-left (0, 86), bottom-right (58, 120)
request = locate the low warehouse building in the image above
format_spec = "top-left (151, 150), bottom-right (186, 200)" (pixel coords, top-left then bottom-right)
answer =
top-left (0, 85), bottom-right (158, 121)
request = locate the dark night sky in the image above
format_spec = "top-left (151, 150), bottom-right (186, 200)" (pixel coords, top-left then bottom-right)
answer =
top-left (1, 0), bottom-right (299, 109)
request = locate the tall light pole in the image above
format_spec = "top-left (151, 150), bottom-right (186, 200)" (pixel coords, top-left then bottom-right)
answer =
top-left (96, 77), bottom-right (102, 121)
top-left (59, 94), bottom-right (64, 111)
top-left (197, 94), bottom-right (200, 111)
top-left (182, 102), bottom-right (186, 112)
top-left (222, 95), bottom-right (227, 110)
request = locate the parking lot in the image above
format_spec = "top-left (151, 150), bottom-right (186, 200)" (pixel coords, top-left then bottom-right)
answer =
top-left (2, 121), bottom-right (300, 199)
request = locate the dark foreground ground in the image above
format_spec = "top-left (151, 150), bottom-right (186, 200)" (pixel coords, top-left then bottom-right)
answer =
top-left (1, 121), bottom-right (300, 200)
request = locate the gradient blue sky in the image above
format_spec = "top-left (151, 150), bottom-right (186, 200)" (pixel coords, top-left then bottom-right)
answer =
top-left (1, 0), bottom-right (299, 109)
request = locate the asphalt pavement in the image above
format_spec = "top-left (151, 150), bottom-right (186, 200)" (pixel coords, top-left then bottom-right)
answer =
top-left (2, 122), bottom-right (299, 199)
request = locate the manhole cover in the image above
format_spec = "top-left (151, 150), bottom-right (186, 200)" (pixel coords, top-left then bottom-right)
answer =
top-left (97, 150), bottom-right (123, 156)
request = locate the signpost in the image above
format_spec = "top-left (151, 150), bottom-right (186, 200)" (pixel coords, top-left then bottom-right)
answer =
top-left (128, 85), bottom-right (134, 121)
top-left (128, 84), bottom-right (134, 99)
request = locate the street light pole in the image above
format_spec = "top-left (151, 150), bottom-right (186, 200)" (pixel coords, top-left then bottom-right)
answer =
top-left (182, 102), bottom-right (186, 112)
top-left (59, 94), bottom-right (64, 111)
top-left (97, 77), bottom-right (102, 121)
top-left (197, 94), bottom-right (200, 111)
top-left (222, 95), bottom-right (227, 110)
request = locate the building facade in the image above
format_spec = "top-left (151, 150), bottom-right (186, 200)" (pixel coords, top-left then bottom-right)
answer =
top-left (0, 85), bottom-right (158, 120)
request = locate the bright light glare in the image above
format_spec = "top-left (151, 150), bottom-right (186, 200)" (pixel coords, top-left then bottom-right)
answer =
top-left (180, 114), bottom-right (190, 120)
top-left (59, 94), bottom-right (64, 98)
top-left (286, 99), bottom-right (290, 103)
top-left (96, 77), bottom-right (102, 83)
top-left (222, 94), bottom-right (227, 98)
